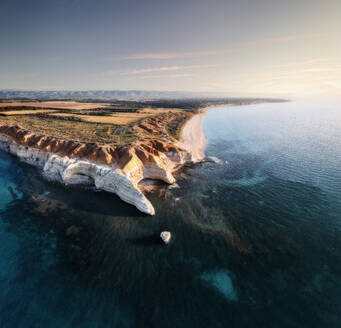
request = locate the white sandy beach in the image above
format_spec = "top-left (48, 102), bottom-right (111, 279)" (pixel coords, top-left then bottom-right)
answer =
top-left (178, 110), bottom-right (207, 162)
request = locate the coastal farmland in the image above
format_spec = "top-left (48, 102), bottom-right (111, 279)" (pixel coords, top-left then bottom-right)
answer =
top-left (0, 98), bottom-right (271, 145)
top-left (0, 100), bottom-right (192, 145)
top-left (49, 112), bottom-right (155, 125)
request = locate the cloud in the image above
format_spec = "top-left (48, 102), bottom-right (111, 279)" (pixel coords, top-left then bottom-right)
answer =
top-left (215, 67), bottom-right (338, 86)
top-left (137, 73), bottom-right (194, 79)
top-left (104, 64), bottom-right (217, 76)
top-left (122, 66), bottom-right (187, 75)
top-left (120, 33), bottom-right (326, 60)
top-left (123, 49), bottom-right (229, 60)
top-left (275, 67), bottom-right (336, 76)
top-left (240, 33), bottom-right (325, 46)
top-left (271, 58), bottom-right (336, 68)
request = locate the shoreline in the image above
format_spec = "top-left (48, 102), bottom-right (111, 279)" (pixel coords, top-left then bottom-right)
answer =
top-left (178, 104), bottom-right (225, 161)
top-left (178, 101), bottom-right (270, 161)
top-left (178, 109), bottom-right (207, 162)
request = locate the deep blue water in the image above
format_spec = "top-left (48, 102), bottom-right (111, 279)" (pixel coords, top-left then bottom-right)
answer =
top-left (0, 100), bottom-right (341, 327)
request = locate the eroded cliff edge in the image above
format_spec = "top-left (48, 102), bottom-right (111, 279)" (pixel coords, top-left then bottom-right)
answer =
top-left (0, 124), bottom-right (197, 215)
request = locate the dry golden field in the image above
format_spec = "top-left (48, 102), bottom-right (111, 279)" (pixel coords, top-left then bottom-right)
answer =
top-left (48, 112), bottom-right (151, 125)
top-left (1, 109), bottom-right (58, 115)
top-left (0, 100), bottom-right (187, 145)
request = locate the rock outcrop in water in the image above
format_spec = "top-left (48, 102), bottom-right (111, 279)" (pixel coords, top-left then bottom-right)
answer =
top-left (160, 231), bottom-right (172, 244)
top-left (0, 124), bottom-right (196, 215)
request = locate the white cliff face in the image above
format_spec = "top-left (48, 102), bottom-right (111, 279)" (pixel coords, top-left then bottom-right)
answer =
top-left (0, 130), bottom-right (198, 215)
top-left (0, 134), bottom-right (157, 215)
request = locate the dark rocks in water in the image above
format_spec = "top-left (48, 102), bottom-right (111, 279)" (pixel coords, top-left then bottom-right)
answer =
top-left (66, 225), bottom-right (83, 237)
top-left (8, 186), bottom-right (18, 200)
top-left (180, 173), bottom-right (189, 180)
top-left (30, 194), bottom-right (68, 216)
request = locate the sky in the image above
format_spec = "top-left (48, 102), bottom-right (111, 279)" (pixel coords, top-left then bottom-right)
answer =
top-left (0, 0), bottom-right (340, 98)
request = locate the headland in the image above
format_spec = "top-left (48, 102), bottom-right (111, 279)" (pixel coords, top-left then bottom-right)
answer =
top-left (0, 97), bottom-right (285, 214)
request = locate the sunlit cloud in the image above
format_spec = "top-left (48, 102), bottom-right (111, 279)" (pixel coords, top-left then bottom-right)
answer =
top-left (121, 33), bottom-right (326, 60)
top-left (213, 66), bottom-right (339, 86)
top-left (137, 73), bottom-right (194, 79)
top-left (104, 64), bottom-right (218, 76)
top-left (267, 67), bottom-right (337, 80)
top-left (197, 65), bottom-right (340, 96)
top-left (271, 58), bottom-right (336, 68)
top-left (124, 50), bottom-right (225, 60)
top-left (241, 33), bottom-right (326, 46)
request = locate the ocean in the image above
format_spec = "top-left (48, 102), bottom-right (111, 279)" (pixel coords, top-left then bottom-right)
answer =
top-left (0, 100), bottom-right (340, 327)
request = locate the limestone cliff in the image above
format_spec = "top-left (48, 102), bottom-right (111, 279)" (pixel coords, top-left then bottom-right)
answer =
top-left (0, 124), bottom-right (195, 215)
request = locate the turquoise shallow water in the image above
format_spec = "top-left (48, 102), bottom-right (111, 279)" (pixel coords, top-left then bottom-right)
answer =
top-left (0, 100), bottom-right (341, 327)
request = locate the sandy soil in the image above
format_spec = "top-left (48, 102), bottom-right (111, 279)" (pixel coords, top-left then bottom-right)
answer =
top-left (178, 109), bottom-right (207, 162)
